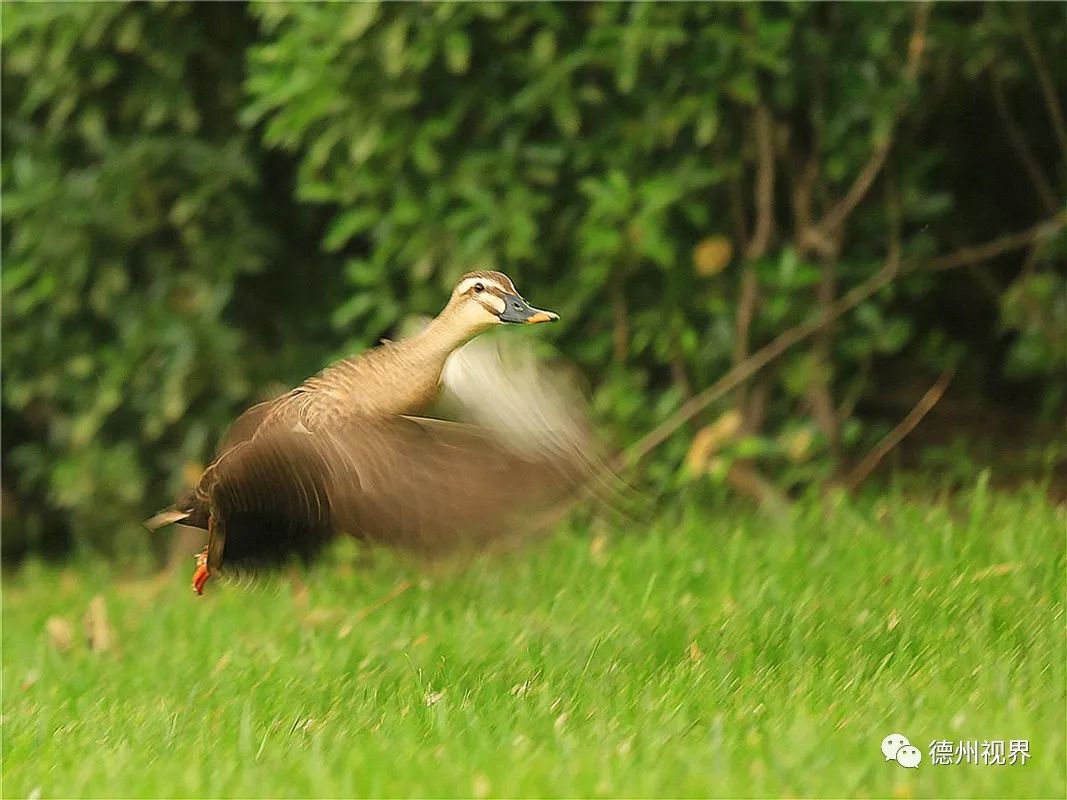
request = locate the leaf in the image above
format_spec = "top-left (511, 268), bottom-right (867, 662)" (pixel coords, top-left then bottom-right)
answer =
top-left (444, 30), bottom-right (471, 75)
top-left (413, 136), bottom-right (442, 175)
top-left (781, 353), bottom-right (817, 398)
top-left (693, 236), bottom-right (733, 277)
top-left (724, 72), bottom-right (758, 105)
top-left (550, 94), bottom-right (580, 137)
top-left (324, 208), bottom-right (377, 251)
top-left (341, 3), bottom-right (379, 41)
top-left (46, 616), bottom-right (74, 652)
top-left (695, 109), bottom-right (719, 145)
top-left (381, 17), bottom-right (410, 76)
top-left (83, 595), bottom-right (114, 653)
top-left (531, 30), bottom-right (557, 66)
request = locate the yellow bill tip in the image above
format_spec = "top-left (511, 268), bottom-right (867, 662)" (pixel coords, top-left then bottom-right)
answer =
top-left (525, 310), bottom-right (559, 324)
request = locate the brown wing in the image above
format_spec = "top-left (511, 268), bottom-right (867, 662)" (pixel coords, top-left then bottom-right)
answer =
top-left (147, 396), bottom-right (285, 532)
top-left (202, 413), bottom-right (587, 561)
top-left (215, 397), bottom-right (281, 457)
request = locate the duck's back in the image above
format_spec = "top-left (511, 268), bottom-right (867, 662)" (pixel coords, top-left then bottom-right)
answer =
top-left (218, 338), bottom-right (447, 454)
top-left (296, 339), bottom-right (447, 423)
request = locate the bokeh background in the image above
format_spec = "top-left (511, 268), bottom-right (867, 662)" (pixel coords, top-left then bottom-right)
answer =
top-left (3, 2), bottom-right (1065, 563)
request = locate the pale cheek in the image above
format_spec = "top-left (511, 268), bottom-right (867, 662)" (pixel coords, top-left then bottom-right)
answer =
top-left (459, 301), bottom-right (500, 329)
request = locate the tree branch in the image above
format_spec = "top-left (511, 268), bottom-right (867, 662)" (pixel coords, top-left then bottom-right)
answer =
top-left (745, 103), bottom-right (776, 261)
top-left (610, 271), bottom-right (629, 363)
top-left (620, 213), bottom-right (1065, 469)
top-left (925, 214), bottom-right (1065, 271)
top-left (733, 103), bottom-right (775, 415)
top-left (733, 267), bottom-right (760, 374)
top-left (990, 73), bottom-right (1058, 214)
top-left (623, 260), bottom-right (899, 468)
top-left (670, 337), bottom-right (693, 401)
top-left (1015, 5), bottom-right (1067, 161)
top-left (808, 3), bottom-right (930, 241)
top-left (728, 172), bottom-right (749, 249)
top-left (841, 366), bottom-right (955, 491)
top-left (809, 247), bottom-right (842, 458)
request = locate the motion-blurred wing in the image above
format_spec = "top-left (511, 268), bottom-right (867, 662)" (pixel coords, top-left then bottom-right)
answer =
top-left (206, 413), bottom-right (584, 557)
top-left (146, 396), bottom-right (285, 532)
top-left (436, 333), bottom-right (595, 461)
top-left (435, 332), bottom-right (628, 510)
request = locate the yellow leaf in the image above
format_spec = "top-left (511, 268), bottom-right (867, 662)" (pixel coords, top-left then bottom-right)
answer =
top-left (46, 616), bottom-right (74, 652)
top-left (693, 236), bottom-right (733, 276)
top-left (685, 410), bottom-right (743, 473)
top-left (783, 428), bottom-right (814, 462)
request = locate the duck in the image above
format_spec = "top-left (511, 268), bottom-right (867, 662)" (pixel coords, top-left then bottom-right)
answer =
top-left (146, 270), bottom-right (603, 594)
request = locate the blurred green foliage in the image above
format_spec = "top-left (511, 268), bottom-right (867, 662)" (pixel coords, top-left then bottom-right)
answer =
top-left (3, 2), bottom-right (1065, 559)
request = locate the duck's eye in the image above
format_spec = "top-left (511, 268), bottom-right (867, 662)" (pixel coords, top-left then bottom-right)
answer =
top-left (473, 282), bottom-right (485, 293)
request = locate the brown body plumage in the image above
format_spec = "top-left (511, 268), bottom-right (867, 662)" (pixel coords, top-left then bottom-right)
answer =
top-left (146, 271), bottom-right (600, 593)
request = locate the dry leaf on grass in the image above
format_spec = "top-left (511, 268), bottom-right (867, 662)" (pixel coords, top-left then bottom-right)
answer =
top-left (970, 562), bottom-right (1022, 581)
top-left (46, 616), bottom-right (74, 652)
top-left (212, 653), bottom-right (232, 677)
top-left (950, 562), bottom-right (1023, 587)
top-left (688, 641), bottom-right (705, 662)
top-left (887, 609), bottom-right (901, 632)
top-left (303, 608), bottom-right (340, 627)
top-left (83, 595), bottom-right (114, 653)
top-left (289, 572), bottom-right (309, 611)
top-left (472, 774), bottom-right (491, 799)
top-left (355, 580), bottom-right (412, 621)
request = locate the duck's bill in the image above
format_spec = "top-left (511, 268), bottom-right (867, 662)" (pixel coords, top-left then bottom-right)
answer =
top-left (499, 294), bottom-right (559, 324)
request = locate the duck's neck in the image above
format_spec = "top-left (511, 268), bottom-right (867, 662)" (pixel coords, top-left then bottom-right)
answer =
top-left (403, 304), bottom-right (481, 365)
top-left (307, 304), bottom-right (485, 418)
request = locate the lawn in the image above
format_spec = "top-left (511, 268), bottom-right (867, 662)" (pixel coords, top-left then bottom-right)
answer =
top-left (3, 481), bottom-right (1064, 798)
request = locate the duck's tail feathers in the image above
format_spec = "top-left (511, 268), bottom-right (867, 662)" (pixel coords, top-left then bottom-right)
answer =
top-left (144, 508), bottom-right (192, 531)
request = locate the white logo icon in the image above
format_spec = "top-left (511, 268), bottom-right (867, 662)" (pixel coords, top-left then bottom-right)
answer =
top-left (882, 733), bottom-right (922, 768)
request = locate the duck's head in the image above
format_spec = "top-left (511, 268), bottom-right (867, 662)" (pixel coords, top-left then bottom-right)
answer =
top-left (444, 270), bottom-right (558, 334)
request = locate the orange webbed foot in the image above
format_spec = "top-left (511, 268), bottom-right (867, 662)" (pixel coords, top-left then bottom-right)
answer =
top-left (192, 547), bottom-right (210, 595)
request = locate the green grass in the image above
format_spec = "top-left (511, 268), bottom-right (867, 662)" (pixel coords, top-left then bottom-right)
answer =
top-left (3, 482), bottom-right (1065, 798)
